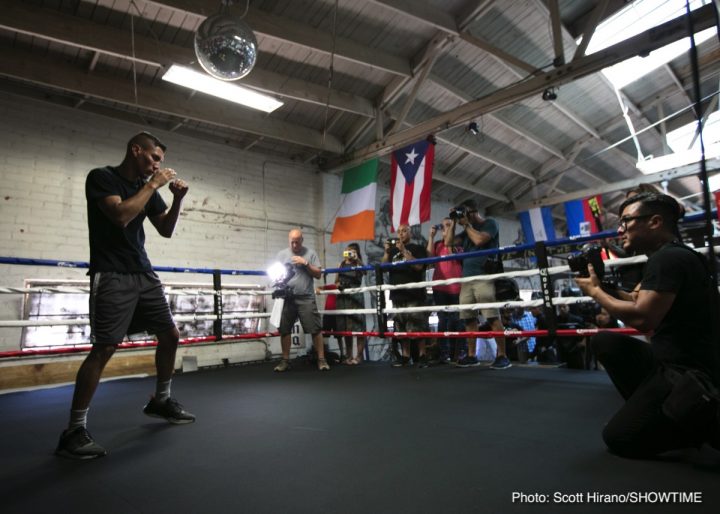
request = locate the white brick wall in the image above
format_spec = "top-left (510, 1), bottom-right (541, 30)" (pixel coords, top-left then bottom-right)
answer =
top-left (0, 91), bottom-right (521, 357)
top-left (0, 92), bottom-right (329, 352)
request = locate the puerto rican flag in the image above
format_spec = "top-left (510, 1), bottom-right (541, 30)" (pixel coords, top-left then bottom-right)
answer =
top-left (390, 140), bottom-right (434, 231)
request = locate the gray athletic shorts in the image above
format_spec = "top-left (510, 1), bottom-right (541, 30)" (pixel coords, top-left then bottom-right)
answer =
top-left (89, 271), bottom-right (175, 345)
top-left (279, 295), bottom-right (321, 336)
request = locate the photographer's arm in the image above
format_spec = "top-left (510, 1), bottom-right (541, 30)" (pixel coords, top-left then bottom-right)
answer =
top-left (443, 220), bottom-right (456, 253)
top-left (382, 240), bottom-right (392, 263)
top-left (426, 226), bottom-right (436, 256)
top-left (575, 265), bottom-right (674, 332)
top-left (464, 223), bottom-right (492, 247)
top-left (291, 255), bottom-right (322, 279)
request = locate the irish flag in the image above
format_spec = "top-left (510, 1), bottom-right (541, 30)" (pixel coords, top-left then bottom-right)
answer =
top-left (331, 159), bottom-right (378, 243)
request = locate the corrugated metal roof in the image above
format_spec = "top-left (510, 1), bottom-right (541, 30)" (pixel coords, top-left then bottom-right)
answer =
top-left (0, 0), bottom-right (717, 217)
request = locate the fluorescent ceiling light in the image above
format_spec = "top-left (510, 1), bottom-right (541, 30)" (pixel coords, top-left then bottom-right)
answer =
top-left (162, 64), bottom-right (283, 113)
top-left (581, 0), bottom-right (715, 89)
top-left (667, 111), bottom-right (720, 153)
top-left (637, 141), bottom-right (720, 174)
top-left (638, 112), bottom-right (720, 174)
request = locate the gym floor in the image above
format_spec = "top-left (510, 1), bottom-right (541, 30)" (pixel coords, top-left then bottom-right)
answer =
top-left (1, 361), bottom-right (718, 514)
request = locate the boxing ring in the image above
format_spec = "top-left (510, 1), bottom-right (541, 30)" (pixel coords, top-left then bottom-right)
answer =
top-left (0, 213), bottom-right (719, 513)
top-left (0, 211), bottom-right (716, 367)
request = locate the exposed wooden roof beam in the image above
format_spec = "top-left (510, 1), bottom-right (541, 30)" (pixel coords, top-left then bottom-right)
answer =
top-left (493, 159), bottom-right (720, 214)
top-left (457, 32), bottom-right (537, 74)
top-left (430, 72), bottom-right (565, 159)
top-left (326, 5), bottom-right (716, 171)
top-left (548, 0), bottom-right (565, 65)
top-left (565, 0), bottom-right (628, 39)
top-left (146, 0), bottom-right (411, 76)
top-left (370, 0), bottom-right (458, 34)
top-left (0, 0), bottom-right (376, 118)
top-left (0, 48), bottom-right (343, 153)
top-left (571, 0), bottom-right (609, 61)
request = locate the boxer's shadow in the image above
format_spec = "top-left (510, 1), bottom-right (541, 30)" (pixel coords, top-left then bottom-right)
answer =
top-left (103, 422), bottom-right (175, 459)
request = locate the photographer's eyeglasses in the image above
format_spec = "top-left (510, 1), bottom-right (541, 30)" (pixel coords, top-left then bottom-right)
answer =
top-left (617, 214), bottom-right (652, 231)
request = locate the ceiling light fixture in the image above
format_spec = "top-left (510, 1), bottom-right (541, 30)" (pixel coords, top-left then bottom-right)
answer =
top-left (542, 87), bottom-right (557, 101)
top-left (636, 142), bottom-right (720, 175)
top-left (162, 65), bottom-right (283, 112)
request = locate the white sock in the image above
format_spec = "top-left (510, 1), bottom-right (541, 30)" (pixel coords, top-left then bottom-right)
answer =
top-left (155, 379), bottom-right (172, 402)
top-left (69, 408), bottom-right (88, 430)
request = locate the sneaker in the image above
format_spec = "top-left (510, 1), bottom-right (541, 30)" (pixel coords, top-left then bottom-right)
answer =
top-left (456, 355), bottom-right (480, 368)
top-left (274, 359), bottom-right (291, 372)
top-left (317, 358), bottom-right (330, 371)
top-left (416, 355), bottom-right (430, 368)
top-left (143, 397), bottom-right (196, 424)
top-left (490, 355), bottom-right (512, 370)
top-left (391, 356), bottom-right (411, 368)
top-left (55, 426), bottom-right (107, 460)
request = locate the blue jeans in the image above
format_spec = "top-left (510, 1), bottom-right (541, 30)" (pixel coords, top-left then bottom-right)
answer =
top-left (432, 290), bottom-right (466, 359)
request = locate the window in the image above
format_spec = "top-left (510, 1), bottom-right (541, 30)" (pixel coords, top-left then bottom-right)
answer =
top-left (21, 279), bottom-right (267, 349)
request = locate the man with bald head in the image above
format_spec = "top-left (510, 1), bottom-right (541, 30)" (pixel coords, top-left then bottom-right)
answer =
top-left (383, 224), bottom-right (429, 367)
top-left (273, 228), bottom-right (329, 371)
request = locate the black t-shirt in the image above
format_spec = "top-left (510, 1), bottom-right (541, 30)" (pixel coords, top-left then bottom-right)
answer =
top-left (641, 242), bottom-right (719, 378)
top-left (85, 166), bottom-right (167, 273)
top-left (387, 242), bottom-right (427, 303)
top-left (337, 266), bottom-right (364, 288)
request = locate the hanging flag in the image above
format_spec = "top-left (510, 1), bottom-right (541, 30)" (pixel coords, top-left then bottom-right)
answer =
top-left (331, 159), bottom-right (378, 243)
top-left (519, 207), bottom-right (556, 243)
top-left (564, 196), bottom-right (603, 237)
top-left (715, 191), bottom-right (720, 221)
top-left (390, 139), bottom-right (434, 231)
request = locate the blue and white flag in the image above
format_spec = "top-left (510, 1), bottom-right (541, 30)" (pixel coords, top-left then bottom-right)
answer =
top-left (519, 207), bottom-right (556, 244)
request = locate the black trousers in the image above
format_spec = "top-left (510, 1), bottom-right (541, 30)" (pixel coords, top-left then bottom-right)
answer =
top-left (592, 332), bottom-right (700, 458)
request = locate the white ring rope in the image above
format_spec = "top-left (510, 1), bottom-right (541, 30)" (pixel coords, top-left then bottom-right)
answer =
top-left (0, 312), bottom-right (271, 328)
top-left (319, 295), bottom-right (598, 317)
top-left (0, 286), bottom-right (274, 296)
top-left (320, 254), bottom-right (651, 296)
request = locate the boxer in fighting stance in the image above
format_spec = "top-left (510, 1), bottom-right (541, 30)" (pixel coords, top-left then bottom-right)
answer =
top-left (56, 132), bottom-right (194, 460)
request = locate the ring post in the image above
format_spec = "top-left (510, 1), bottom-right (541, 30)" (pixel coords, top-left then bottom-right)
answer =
top-left (213, 269), bottom-right (223, 342)
top-left (374, 264), bottom-right (386, 338)
top-left (534, 242), bottom-right (557, 339)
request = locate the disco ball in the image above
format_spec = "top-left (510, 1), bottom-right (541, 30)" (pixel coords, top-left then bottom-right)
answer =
top-left (194, 12), bottom-right (258, 81)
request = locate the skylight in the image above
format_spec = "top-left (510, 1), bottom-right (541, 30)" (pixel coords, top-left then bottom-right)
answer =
top-left (582, 0), bottom-right (715, 89)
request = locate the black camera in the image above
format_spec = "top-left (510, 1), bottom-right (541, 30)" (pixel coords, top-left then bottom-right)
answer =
top-left (386, 238), bottom-right (399, 246)
top-left (433, 223), bottom-right (443, 231)
top-left (270, 262), bottom-right (296, 300)
top-left (568, 245), bottom-right (605, 279)
top-left (449, 207), bottom-right (466, 220)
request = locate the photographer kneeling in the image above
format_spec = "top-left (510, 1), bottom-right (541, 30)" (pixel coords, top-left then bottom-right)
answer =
top-left (575, 193), bottom-right (720, 458)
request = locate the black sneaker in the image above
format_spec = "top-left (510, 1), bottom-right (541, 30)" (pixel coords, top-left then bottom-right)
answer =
top-left (55, 426), bottom-right (107, 460)
top-left (456, 355), bottom-right (480, 368)
top-left (143, 396), bottom-right (196, 424)
top-left (416, 355), bottom-right (430, 368)
top-left (391, 356), bottom-right (411, 368)
top-left (490, 355), bottom-right (512, 370)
